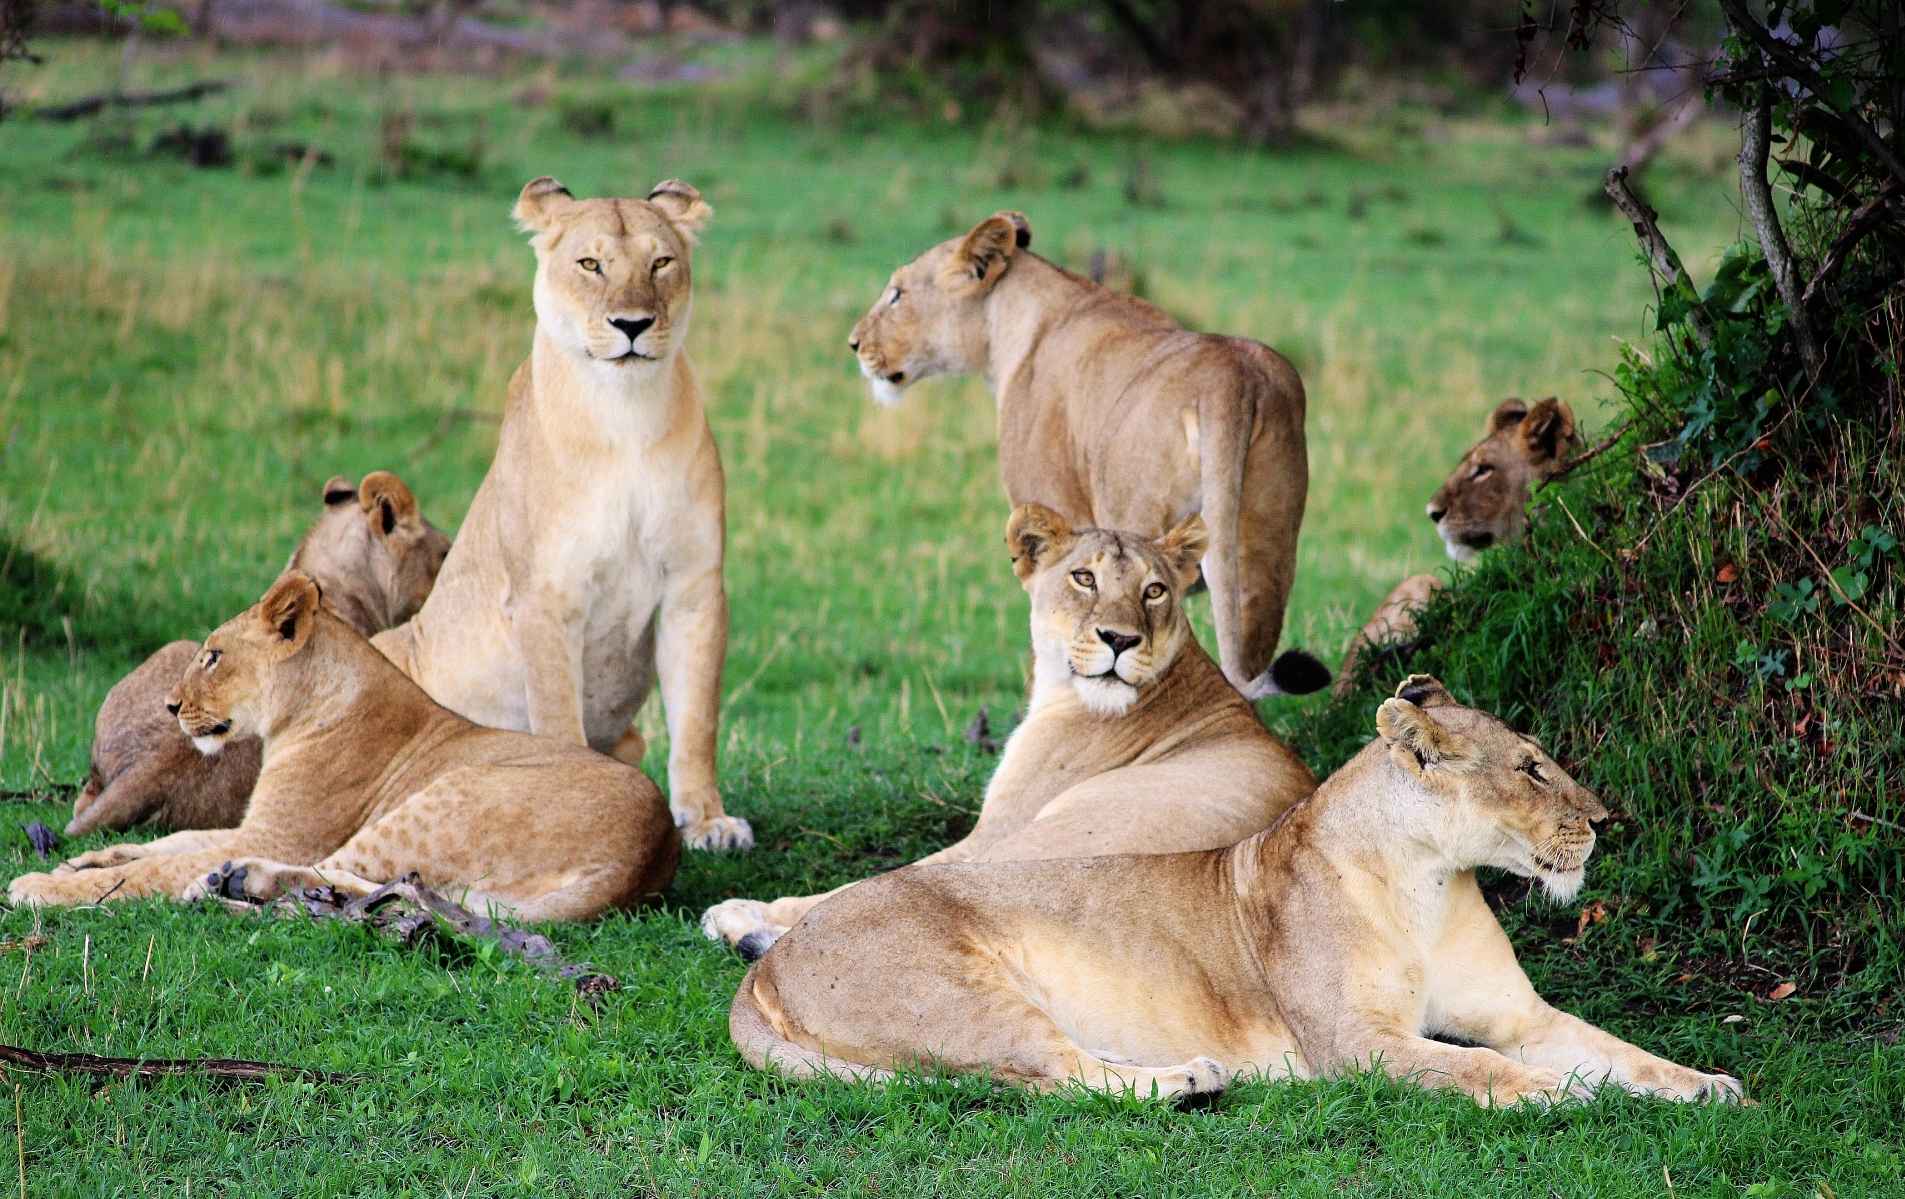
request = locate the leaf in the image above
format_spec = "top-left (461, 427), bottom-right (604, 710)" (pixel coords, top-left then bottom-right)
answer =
top-left (1716, 562), bottom-right (1739, 584)
top-left (1829, 565), bottom-right (1868, 604)
top-left (1767, 981), bottom-right (1796, 1002)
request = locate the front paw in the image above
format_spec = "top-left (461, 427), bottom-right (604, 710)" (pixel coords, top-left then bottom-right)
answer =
top-left (1683, 1070), bottom-right (1745, 1104)
top-left (57, 845), bottom-right (142, 873)
top-left (681, 814), bottom-right (754, 853)
top-left (8, 871), bottom-right (62, 905)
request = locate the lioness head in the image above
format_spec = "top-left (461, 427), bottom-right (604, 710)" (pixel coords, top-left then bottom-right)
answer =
top-left (295, 471), bottom-right (450, 634)
top-left (1007, 502), bottom-right (1206, 717)
top-left (1375, 675), bottom-right (1608, 900)
top-left (513, 175), bottom-right (713, 369)
top-left (1427, 398), bottom-right (1578, 562)
top-left (167, 572), bottom-right (327, 756)
top-left (848, 211), bottom-right (1033, 407)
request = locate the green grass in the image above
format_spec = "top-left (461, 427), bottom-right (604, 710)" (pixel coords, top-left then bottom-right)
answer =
top-left (2, 38), bottom-right (1898, 1198)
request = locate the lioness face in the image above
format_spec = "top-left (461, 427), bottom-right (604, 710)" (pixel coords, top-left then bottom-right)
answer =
top-left (512, 176), bottom-right (712, 370)
top-left (1006, 503), bottom-right (1206, 717)
top-left (1376, 675), bottom-right (1608, 900)
top-left (848, 212), bottom-right (1031, 407)
top-left (167, 572), bottom-right (323, 755)
top-left (1427, 398), bottom-right (1578, 562)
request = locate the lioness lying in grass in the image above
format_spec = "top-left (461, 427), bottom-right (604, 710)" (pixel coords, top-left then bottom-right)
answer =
top-left (703, 503), bottom-right (1316, 958)
top-left (10, 571), bottom-right (679, 919)
top-left (728, 675), bottom-right (1743, 1108)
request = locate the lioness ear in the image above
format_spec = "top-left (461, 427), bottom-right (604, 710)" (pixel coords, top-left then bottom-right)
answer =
top-left (1394, 673), bottom-right (1455, 709)
top-left (513, 176), bottom-right (576, 237)
top-left (1376, 696), bottom-right (1475, 777)
top-left (1519, 397), bottom-right (1577, 471)
top-left (1005, 503), bottom-right (1075, 589)
top-left (1152, 513), bottom-right (1207, 590)
top-left (646, 179), bottom-right (713, 242)
top-left (358, 471), bottom-right (419, 538)
top-left (258, 570), bottom-right (322, 654)
top-left (947, 212), bottom-right (1027, 291)
top-left (1486, 398), bottom-right (1529, 437)
top-left (321, 476), bottom-right (356, 507)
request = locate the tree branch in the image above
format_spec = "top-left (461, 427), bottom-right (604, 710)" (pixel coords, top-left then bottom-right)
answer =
top-left (1715, 0), bottom-right (1905, 192)
top-left (1738, 89), bottom-right (1824, 377)
top-left (1802, 179), bottom-right (1903, 304)
top-left (0, 1044), bottom-right (340, 1083)
top-left (1603, 165), bottom-right (1715, 346)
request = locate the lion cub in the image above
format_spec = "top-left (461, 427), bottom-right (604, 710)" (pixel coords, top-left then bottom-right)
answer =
top-left (10, 571), bottom-right (679, 918)
top-left (729, 676), bottom-right (1742, 1108)
top-left (703, 503), bottom-right (1316, 957)
top-left (371, 177), bottom-right (749, 852)
top-left (67, 471), bottom-right (450, 836)
top-left (1336, 398), bottom-right (1578, 695)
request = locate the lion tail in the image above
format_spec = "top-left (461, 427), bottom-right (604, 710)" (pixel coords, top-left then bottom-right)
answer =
top-left (730, 963), bottom-right (895, 1085)
top-left (1196, 376), bottom-right (1330, 700)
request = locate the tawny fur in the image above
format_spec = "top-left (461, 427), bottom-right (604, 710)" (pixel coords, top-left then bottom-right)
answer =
top-left (68, 471), bottom-right (450, 837)
top-left (1334, 398), bottom-right (1581, 696)
top-left (13, 571), bottom-right (679, 918)
top-left (728, 676), bottom-right (1744, 1108)
top-left (849, 213), bottom-right (1312, 699)
top-left (702, 504), bottom-right (1316, 954)
top-left (370, 176), bottom-right (750, 852)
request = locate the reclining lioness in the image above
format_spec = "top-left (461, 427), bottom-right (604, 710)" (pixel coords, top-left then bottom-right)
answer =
top-left (9, 571), bottom-right (679, 918)
top-left (68, 471), bottom-right (450, 836)
top-left (727, 676), bottom-right (1744, 1108)
top-left (849, 213), bottom-right (1322, 699)
top-left (1335, 398), bottom-right (1579, 696)
top-left (702, 503), bottom-right (1316, 957)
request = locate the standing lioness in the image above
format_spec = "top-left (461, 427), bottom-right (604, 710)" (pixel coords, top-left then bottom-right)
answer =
top-left (373, 177), bottom-right (750, 851)
top-left (850, 214), bottom-right (1321, 698)
top-left (730, 676), bottom-right (1743, 1108)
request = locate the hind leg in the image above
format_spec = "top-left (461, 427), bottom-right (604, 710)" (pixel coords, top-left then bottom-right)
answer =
top-left (1229, 430), bottom-right (1311, 698)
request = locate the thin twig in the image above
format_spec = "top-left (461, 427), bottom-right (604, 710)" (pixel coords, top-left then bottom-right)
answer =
top-left (1539, 425), bottom-right (1627, 490)
top-left (0, 1045), bottom-right (340, 1084)
top-left (1850, 811), bottom-right (1903, 835)
top-left (1553, 495), bottom-right (1616, 564)
top-left (1801, 180), bottom-right (1903, 305)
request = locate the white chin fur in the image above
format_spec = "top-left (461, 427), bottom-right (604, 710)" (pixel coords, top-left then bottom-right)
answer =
top-left (1441, 537), bottom-right (1478, 564)
top-left (1539, 868), bottom-right (1586, 903)
top-left (1072, 676), bottom-right (1138, 717)
top-left (867, 375), bottom-right (906, 409)
top-left (191, 735), bottom-right (227, 757)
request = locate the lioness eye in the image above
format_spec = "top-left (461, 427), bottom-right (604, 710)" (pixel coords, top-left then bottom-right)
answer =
top-left (1518, 760), bottom-right (1544, 782)
top-left (204, 649), bottom-right (221, 668)
top-left (1071, 569), bottom-right (1095, 589)
top-left (1472, 463), bottom-right (1495, 480)
top-left (888, 287), bottom-right (903, 305)
top-left (1144, 582), bottom-right (1167, 601)
top-left (578, 257), bottom-right (601, 273)
top-left (652, 256), bottom-right (674, 273)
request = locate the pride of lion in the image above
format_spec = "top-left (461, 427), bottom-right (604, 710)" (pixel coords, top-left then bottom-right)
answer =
top-left (11, 178), bottom-right (1744, 1110)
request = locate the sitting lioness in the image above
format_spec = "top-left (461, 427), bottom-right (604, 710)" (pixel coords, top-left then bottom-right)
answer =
top-left (703, 503), bottom-right (1317, 957)
top-left (371, 176), bottom-right (750, 851)
top-left (849, 213), bottom-right (1323, 700)
top-left (67, 471), bottom-right (451, 836)
top-left (728, 676), bottom-right (1744, 1108)
top-left (9, 571), bottom-right (679, 917)
top-left (1335, 398), bottom-right (1578, 696)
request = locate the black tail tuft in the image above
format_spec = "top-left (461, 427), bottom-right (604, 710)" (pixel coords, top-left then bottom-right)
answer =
top-left (736, 928), bottom-right (780, 963)
top-left (1269, 649), bottom-right (1332, 696)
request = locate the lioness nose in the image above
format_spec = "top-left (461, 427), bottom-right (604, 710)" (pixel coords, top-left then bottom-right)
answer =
top-left (1583, 795), bottom-right (1610, 822)
top-left (1097, 629), bottom-right (1141, 656)
top-left (609, 316), bottom-right (654, 340)
top-left (1427, 505), bottom-right (1446, 524)
top-left (165, 699), bottom-right (181, 716)
top-left (848, 337), bottom-right (861, 352)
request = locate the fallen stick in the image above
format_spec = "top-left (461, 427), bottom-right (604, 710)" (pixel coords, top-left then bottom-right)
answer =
top-left (36, 80), bottom-right (229, 121)
top-left (0, 1044), bottom-right (338, 1083)
top-left (242, 871), bottom-right (619, 997)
